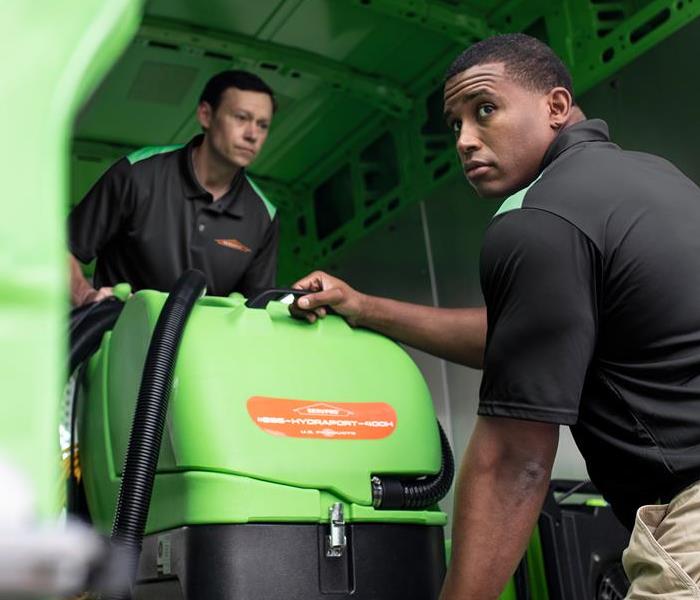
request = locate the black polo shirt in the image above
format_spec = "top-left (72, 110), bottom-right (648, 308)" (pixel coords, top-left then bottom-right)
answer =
top-left (69, 135), bottom-right (279, 297)
top-left (479, 119), bottom-right (700, 528)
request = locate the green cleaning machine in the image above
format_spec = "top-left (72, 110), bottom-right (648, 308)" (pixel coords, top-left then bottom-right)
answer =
top-left (71, 271), bottom-right (453, 599)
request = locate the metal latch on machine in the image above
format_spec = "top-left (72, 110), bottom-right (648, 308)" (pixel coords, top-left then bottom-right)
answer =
top-left (326, 502), bottom-right (347, 558)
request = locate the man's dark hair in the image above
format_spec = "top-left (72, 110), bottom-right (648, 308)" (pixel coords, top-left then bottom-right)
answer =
top-left (199, 70), bottom-right (277, 113)
top-left (445, 33), bottom-right (575, 102)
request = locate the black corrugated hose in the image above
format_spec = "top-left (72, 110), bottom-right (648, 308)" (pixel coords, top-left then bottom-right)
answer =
top-left (69, 298), bottom-right (124, 375)
top-left (105, 269), bottom-right (206, 599)
top-left (371, 420), bottom-right (454, 510)
top-left (68, 299), bottom-right (125, 518)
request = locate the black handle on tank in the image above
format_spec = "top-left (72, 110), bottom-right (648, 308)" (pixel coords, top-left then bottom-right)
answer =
top-left (245, 288), bottom-right (310, 308)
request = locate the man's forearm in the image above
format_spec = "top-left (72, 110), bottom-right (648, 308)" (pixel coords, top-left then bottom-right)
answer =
top-left (69, 254), bottom-right (95, 306)
top-left (440, 418), bottom-right (557, 600)
top-left (357, 295), bottom-right (486, 368)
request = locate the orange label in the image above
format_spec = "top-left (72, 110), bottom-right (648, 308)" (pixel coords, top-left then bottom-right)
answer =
top-left (215, 238), bottom-right (252, 253)
top-left (247, 397), bottom-right (397, 440)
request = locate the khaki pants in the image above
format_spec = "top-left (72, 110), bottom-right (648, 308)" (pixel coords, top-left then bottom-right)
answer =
top-left (623, 481), bottom-right (700, 599)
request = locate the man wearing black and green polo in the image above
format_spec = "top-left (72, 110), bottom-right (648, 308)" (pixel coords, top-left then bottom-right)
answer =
top-left (294, 34), bottom-right (700, 599)
top-left (69, 70), bottom-right (279, 306)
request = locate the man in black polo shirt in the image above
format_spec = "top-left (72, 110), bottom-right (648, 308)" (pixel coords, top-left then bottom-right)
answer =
top-left (293, 35), bottom-right (700, 599)
top-left (69, 70), bottom-right (279, 305)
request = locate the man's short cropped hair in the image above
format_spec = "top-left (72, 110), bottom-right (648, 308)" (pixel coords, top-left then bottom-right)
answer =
top-left (445, 33), bottom-right (575, 102)
top-left (199, 70), bottom-right (277, 113)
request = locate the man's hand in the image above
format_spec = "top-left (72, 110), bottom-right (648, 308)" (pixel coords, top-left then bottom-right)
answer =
top-left (79, 286), bottom-right (114, 306)
top-left (290, 270), bottom-right (486, 368)
top-left (291, 271), bottom-right (367, 326)
top-left (69, 253), bottom-right (115, 307)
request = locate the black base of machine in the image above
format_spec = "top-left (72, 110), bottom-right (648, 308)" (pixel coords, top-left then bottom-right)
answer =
top-left (134, 523), bottom-right (445, 599)
top-left (538, 480), bottom-right (631, 600)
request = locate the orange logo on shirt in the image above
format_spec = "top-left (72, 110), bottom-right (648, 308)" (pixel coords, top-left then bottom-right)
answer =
top-left (216, 238), bottom-right (252, 253)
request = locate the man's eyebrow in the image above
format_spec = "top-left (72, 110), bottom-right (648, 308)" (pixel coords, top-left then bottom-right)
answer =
top-left (443, 87), bottom-right (496, 121)
top-left (462, 88), bottom-right (495, 102)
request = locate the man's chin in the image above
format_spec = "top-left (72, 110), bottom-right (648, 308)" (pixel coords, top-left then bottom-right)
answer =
top-left (229, 156), bottom-right (252, 169)
top-left (468, 179), bottom-right (506, 200)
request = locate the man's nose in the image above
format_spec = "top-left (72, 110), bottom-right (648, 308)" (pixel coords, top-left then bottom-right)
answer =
top-left (243, 122), bottom-right (257, 142)
top-left (456, 127), bottom-right (482, 155)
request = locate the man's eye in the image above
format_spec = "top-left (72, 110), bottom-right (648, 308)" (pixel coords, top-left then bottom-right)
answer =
top-left (477, 104), bottom-right (495, 119)
top-left (258, 122), bottom-right (270, 131)
top-left (450, 120), bottom-right (461, 135)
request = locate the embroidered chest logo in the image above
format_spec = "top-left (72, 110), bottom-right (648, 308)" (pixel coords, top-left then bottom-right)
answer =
top-left (216, 238), bottom-right (252, 253)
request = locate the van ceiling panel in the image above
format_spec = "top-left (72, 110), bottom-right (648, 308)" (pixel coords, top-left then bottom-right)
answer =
top-left (127, 61), bottom-right (198, 106)
top-left (75, 41), bottom-right (227, 145)
top-left (145, 0), bottom-right (289, 35)
top-left (71, 0), bottom-right (700, 283)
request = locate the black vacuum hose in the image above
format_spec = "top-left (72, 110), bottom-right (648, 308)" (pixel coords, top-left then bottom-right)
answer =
top-left (69, 299), bottom-right (124, 374)
top-left (106, 270), bottom-right (206, 599)
top-left (371, 420), bottom-right (454, 510)
top-left (68, 299), bottom-right (126, 520)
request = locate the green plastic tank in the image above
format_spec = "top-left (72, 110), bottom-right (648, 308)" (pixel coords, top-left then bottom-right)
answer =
top-left (77, 289), bottom-right (448, 599)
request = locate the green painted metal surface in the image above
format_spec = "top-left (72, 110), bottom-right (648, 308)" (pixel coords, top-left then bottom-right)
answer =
top-left (79, 291), bottom-right (447, 534)
top-left (140, 15), bottom-right (414, 117)
top-left (526, 525), bottom-right (551, 600)
top-left (68, 0), bottom-right (700, 284)
top-left (499, 579), bottom-right (518, 600)
top-left (0, 0), bottom-right (141, 518)
top-left (353, 0), bottom-right (498, 42)
top-left (443, 536), bottom-right (540, 599)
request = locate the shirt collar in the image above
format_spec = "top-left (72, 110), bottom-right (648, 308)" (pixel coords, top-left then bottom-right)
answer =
top-left (540, 118), bottom-right (611, 171)
top-left (180, 134), bottom-right (246, 218)
top-left (180, 134), bottom-right (207, 199)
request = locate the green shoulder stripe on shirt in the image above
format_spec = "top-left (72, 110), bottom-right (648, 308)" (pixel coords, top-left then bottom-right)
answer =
top-left (126, 144), bottom-right (185, 165)
top-left (246, 175), bottom-right (277, 220)
top-left (493, 173), bottom-right (543, 219)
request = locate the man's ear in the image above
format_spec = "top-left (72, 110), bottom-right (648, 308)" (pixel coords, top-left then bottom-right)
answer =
top-left (196, 101), bottom-right (213, 132)
top-left (548, 87), bottom-right (573, 130)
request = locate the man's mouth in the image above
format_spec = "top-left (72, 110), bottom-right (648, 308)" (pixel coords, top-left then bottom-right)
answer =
top-left (236, 147), bottom-right (255, 157)
top-left (464, 161), bottom-right (493, 179)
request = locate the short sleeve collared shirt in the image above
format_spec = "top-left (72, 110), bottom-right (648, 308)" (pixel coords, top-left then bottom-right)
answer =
top-left (69, 135), bottom-right (279, 297)
top-left (479, 120), bottom-right (700, 528)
